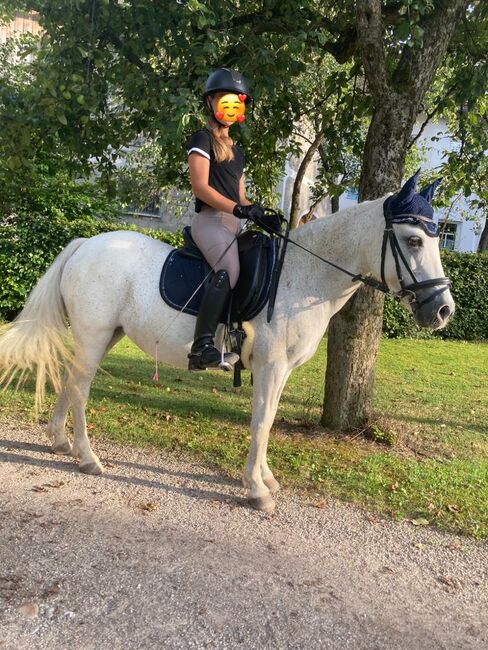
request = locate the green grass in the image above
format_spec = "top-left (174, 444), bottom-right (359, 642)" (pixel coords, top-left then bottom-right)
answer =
top-left (1, 337), bottom-right (487, 539)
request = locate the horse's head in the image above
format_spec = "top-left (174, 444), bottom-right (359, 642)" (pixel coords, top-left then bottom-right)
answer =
top-left (380, 170), bottom-right (455, 330)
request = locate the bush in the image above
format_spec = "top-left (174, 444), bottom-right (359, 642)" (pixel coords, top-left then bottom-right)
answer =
top-left (0, 211), bottom-right (183, 320)
top-left (382, 250), bottom-right (488, 341)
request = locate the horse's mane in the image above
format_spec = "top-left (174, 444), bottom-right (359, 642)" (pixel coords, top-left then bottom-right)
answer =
top-left (298, 196), bottom-right (386, 231)
top-left (293, 195), bottom-right (387, 242)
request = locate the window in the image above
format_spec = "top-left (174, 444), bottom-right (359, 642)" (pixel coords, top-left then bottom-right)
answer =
top-left (438, 222), bottom-right (457, 250)
top-left (123, 198), bottom-right (161, 217)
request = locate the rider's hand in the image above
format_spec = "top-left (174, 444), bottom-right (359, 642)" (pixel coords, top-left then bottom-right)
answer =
top-left (256, 212), bottom-right (282, 235)
top-left (232, 203), bottom-right (265, 221)
top-left (233, 204), bottom-right (281, 235)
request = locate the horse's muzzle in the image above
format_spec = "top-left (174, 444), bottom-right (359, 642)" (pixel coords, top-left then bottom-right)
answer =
top-left (411, 286), bottom-right (455, 330)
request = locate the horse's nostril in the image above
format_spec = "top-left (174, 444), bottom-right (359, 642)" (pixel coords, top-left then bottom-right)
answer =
top-left (438, 304), bottom-right (452, 321)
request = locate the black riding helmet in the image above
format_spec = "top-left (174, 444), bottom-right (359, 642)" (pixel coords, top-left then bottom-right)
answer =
top-left (203, 68), bottom-right (253, 121)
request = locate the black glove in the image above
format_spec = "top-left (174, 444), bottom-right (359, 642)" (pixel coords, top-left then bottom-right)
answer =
top-left (232, 203), bottom-right (265, 221)
top-left (233, 204), bottom-right (281, 235)
top-left (256, 212), bottom-right (282, 235)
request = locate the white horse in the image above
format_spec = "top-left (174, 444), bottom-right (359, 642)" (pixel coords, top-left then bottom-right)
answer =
top-left (0, 174), bottom-right (454, 512)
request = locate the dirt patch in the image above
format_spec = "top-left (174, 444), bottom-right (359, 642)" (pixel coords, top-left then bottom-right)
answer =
top-left (1, 418), bottom-right (487, 649)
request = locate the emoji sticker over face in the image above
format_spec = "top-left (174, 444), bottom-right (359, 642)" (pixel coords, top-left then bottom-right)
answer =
top-left (214, 93), bottom-right (246, 124)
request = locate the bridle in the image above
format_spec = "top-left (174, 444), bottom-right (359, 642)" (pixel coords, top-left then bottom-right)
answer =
top-left (263, 198), bottom-right (452, 321)
top-left (378, 196), bottom-right (451, 311)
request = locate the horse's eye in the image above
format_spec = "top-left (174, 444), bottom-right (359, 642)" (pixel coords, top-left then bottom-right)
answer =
top-left (408, 236), bottom-right (423, 248)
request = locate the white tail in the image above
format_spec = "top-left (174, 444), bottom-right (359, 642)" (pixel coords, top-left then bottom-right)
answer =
top-left (0, 238), bottom-right (87, 411)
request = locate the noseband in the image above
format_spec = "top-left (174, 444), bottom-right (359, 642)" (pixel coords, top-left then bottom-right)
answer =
top-left (378, 197), bottom-right (451, 310)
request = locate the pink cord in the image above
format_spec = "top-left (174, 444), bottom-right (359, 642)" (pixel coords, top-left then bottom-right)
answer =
top-left (153, 341), bottom-right (159, 382)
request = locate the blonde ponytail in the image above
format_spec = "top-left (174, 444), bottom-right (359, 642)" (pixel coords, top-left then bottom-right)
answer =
top-left (205, 116), bottom-right (235, 163)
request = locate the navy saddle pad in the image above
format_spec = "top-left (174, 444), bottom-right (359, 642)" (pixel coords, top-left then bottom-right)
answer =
top-left (160, 226), bottom-right (278, 323)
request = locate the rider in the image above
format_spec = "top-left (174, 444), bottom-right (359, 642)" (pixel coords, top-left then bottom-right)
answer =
top-left (186, 68), bottom-right (274, 371)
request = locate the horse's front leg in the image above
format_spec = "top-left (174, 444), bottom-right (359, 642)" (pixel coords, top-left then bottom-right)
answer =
top-left (261, 456), bottom-right (281, 495)
top-left (244, 362), bottom-right (290, 512)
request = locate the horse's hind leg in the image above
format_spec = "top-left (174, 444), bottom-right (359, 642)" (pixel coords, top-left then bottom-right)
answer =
top-left (47, 371), bottom-right (72, 454)
top-left (67, 327), bottom-right (120, 475)
top-left (47, 328), bottom-right (124, 457)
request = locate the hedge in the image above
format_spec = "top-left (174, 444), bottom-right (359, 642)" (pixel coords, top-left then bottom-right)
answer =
top-left (1, 214), bottom-right (487, 341)
top-left (383, 250), bottom-right (488, 341)
top-left (0, 211), bottom-right (183, 320)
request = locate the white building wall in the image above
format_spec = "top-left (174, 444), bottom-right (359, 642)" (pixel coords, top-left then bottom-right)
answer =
top-left (0, 13), bottom-right (40, 43)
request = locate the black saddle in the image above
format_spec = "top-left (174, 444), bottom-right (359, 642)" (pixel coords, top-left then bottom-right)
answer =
top-left (159, 226), bottom-right (278, 323)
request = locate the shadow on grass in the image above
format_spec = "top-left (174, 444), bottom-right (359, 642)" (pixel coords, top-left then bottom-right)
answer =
top-left (0, 438), bottom-right (246, 507)
top-left (398, 414), bottom-right (488, 436)
top-left (101, 354), bottom-right (244, 388)
top-left (6, 370), bottom-right (253, 427)
top-left (90, 385), bottom-right (252, 426)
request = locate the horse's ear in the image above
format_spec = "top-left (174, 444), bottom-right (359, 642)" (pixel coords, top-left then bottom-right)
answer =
top-left (396, 169), bottom-right (421, 204)
top-left (419, 178), bottom-right (442, 203)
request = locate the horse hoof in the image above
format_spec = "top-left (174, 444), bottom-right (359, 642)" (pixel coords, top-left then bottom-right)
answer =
top-left (263, 476), bottom-right (280, 494)
top-left (79, 462), bottom-right (103, 476)
top-left (248, 495), bottom-right (275, 513)
top-left (52, 442), bottom-right (72, 455)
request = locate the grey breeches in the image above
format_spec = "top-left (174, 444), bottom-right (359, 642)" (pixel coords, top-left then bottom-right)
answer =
top-left (190, 207), bottom-right (241, 289)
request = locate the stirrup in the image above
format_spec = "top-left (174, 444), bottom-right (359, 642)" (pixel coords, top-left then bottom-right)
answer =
top-left (218, 350), bottom-right (240, 372)
top-left (188, 346), bottom-right (239, 372)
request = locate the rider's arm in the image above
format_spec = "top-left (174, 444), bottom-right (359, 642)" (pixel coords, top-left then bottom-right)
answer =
top-left (188, 152), bottom-right (238, 213)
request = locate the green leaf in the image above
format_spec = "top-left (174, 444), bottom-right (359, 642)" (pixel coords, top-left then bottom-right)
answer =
top-left (397, 21), bottom-right (411, 40)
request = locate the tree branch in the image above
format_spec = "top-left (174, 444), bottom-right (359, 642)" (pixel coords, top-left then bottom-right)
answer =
top-left (408, 83), bottom-right (458, 149)
top-left (392, 0), bottom-right (468, 101)
top-left (216, 3), bottom-right (408, 67)
top-left (103, 28), bottom-right (159, 81)
top-left (290, 129), bottom-right (325, 229)
top-left (291, 130), bottom-right (315, 146)
top-left (356, 0), bottom-right (390, 100)
top-left (299, 2), bottom-right (405, 63)
top-left (299, 192), bottom-right (328, 225)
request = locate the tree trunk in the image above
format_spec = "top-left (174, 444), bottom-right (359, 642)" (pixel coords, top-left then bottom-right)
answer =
top-left (321, 0), bottom-right (467, 432)
top-left (478, 218), bottom-right (488, 253)
top-left (322, 286), bottom-right (385, 430)
top-left (322, 104), bottom-right (412, 431)
top-left (331, 194), bottom-right (340, 214)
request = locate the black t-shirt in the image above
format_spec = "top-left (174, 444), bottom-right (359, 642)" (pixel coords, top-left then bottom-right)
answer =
top-left (186, 128), bottom-right (245, 213)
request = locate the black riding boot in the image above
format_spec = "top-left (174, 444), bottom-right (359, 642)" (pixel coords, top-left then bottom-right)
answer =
top-left (188, 270), bottom-right (239, 371)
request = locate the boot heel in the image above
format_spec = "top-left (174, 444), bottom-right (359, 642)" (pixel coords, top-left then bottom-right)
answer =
top-left (188, 357), bottom-right (207, 371)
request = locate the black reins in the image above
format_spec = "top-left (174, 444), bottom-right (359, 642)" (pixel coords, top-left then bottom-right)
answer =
top-left (263, 199), bottom-right (451, 320)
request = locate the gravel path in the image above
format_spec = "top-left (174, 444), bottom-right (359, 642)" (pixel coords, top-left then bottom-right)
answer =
top-left (0, 418), bottom-right (487, 650)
